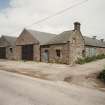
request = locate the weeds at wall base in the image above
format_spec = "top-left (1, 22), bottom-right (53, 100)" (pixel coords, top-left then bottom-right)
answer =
top-left (76, 54), bottom-right (105, 64)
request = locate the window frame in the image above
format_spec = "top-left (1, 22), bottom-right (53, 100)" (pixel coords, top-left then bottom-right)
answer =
top-left (56, 49), bottom-right (61, 57)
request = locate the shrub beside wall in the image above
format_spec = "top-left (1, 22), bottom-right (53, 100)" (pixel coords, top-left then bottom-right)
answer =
top-left (76, 54), bottom-right (105, 64)
top-left (98, 69), bottom-right (105, 83)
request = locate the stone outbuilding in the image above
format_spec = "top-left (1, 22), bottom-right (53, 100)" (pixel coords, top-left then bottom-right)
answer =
top-left (41, 22), bottom-right (105, 64)
top-left (15, 29), bottom-right (56, 61)
top-left (0, 35), bottom-right (17, 60)
top-left (41, 22), bottom-right (85, 64)
top-left (83, 36), bottom-right (105, 57)
top-left (1, 22), bottom-right (105, 65)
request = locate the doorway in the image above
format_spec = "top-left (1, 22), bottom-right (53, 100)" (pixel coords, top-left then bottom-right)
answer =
top-left (0, 47), bottom-right (6, 59)
top-left (43, 49), bottom-right (49, 62)
top-left (22, 45), bottom-right (33, 60)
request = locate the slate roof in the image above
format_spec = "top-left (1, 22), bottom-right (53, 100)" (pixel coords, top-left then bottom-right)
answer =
top-left (45, 30), bottom-right (105, 48)
top-left (83, 36), bottom-right (105, 48)
top-left (45, 30), bottom-right (74, 45)
top-left (26, 29), bottom-right (56, 45)
top-left (1, 35), bottom-right (17, 46)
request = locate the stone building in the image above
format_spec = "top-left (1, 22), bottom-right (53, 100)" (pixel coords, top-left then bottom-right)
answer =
top-left (41, 22), bottom-right (105, 64)
top-left (15, 29), bottom-right (56, 61)
top-left (0, 35), bottom-right (16, 60)
top-left (41, 22), bottom-right (85, 64)
top-left (0, 22), bottom-right (105, 65)
top-left (83, 36), bottom-right (105, 57)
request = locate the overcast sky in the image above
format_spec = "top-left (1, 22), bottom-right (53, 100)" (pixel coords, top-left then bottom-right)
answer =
top-left (0, 0), bottom-right (105, 39)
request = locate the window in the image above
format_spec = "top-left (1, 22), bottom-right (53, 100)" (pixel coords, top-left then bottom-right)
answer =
top-left (10, 48), bottom-right (13, 53)
top-left (56, 49), bottom-right (61, 57)
top-left (86, 47), bottom-right (96, 57)
top-left (91, 48), bottom-right (96, 56)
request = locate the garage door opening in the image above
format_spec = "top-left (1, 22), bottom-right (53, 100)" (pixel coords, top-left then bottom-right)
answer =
top-left (22, 45), bottom-right (33, 60)
top-left (0, 47), bottom-right (6, 59)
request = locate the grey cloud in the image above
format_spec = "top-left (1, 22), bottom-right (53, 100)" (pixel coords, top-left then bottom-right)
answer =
top-left (0, 0), bottom-right (104, 40)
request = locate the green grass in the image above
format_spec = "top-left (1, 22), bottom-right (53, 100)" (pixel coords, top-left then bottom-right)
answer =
top-left (76, 54), bottom-right (105, 64)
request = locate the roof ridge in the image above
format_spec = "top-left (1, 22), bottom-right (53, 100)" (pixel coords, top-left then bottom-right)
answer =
top-left (26, 28), bottom-right (56, 35)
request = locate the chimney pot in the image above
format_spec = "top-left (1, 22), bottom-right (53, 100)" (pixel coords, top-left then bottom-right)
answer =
top-left (74, 22), bottom-right (81, 31)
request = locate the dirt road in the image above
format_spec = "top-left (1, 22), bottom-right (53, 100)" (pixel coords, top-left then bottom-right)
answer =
top-left (0, 59), bottom-right (105, 89)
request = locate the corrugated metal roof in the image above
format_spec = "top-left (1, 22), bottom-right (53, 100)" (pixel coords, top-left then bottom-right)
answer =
top-left (26, 29), bottom-right (56, 45)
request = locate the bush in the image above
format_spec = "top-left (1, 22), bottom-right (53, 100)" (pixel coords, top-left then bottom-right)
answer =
top-left (98, 69), bottom-right (105, 83)
top-left (96, 54), bottom-right (105, 59)
top-left (76, 54), bottom-right (105, 64)
top-left (85, 56), bottom-right (96, 62)
top-left (76, 58), bottom-right (86, 64)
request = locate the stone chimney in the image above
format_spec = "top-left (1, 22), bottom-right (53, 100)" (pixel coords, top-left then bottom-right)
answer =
top-left (74, 22), bottom-right (81, 31)
top-left (92, 36), bottom-right (97, 39)
top-left (100, 39), bottom-right (104, 42)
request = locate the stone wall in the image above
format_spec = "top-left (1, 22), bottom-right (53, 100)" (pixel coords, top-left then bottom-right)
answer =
top-left (15, 46), bottom-right (21, 60)
top-left (69, 31), bottom-right (85, 65)
top-left (41, 43), bottom-right (69, 64)
top-left (0, 37), bottom-right (16, 60)
top-left (6, 46), bottom-right (16, 60)
top-left (33, 44), bottom-right (40, 61)
top-left (96, 47), bottom-right (105, 55)
top-left (16, 29), bottom-right (38, 46)
top-left (15, 29), bottom-right (40, 61)
top-left (41, 31), bottom-right (85, 65)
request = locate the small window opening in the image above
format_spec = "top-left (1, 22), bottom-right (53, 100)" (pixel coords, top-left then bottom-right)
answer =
top-left (10, 48), bottom-right (13, 53)
top-left (56, 49), bottom-right (61, 57)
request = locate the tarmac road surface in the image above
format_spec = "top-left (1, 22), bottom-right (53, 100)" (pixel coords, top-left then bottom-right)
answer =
top-left (0, 70), bottom-right (105, 105)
